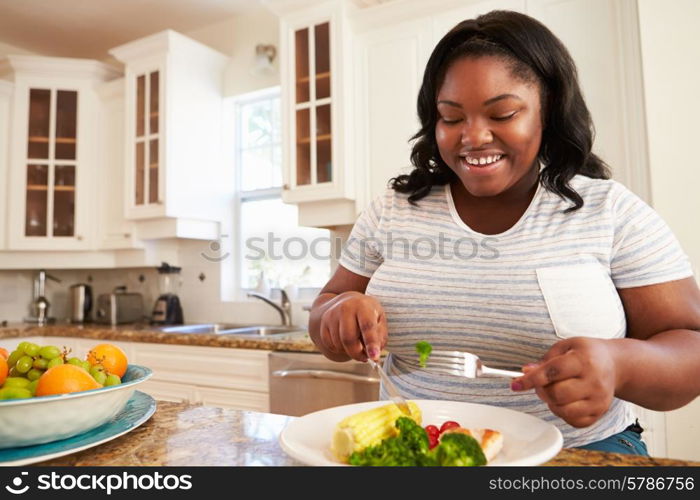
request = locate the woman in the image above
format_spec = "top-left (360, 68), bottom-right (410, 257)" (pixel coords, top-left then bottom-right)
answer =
top-left (308, 10), bottom-right (700, 453)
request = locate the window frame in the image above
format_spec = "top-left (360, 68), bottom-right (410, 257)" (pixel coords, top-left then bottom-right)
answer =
top-left (230, 86), bottom-right (328, 302)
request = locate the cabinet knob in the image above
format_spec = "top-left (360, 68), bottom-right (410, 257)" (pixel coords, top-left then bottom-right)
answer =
top-left (76, 235), bottom-right (83, 241)
top-left (124, 233), bottom-right (131, 238)
top-left (283, 184), bottom-right (290, 191)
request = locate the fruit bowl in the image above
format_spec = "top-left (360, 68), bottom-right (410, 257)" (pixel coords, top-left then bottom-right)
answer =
top-left (0, 364), bottom-right (152, 449)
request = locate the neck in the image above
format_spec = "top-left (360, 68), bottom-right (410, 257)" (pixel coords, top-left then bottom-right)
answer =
top-left (451, 165), bottom-right (540, 209)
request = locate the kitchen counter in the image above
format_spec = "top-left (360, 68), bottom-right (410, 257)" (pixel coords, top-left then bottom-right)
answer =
top-left (0, 323), bottom-right (318, 353)
top-left (33, 401), bottom-right (700, 466)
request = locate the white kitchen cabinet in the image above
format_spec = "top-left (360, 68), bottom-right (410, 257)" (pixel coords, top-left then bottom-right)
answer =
top-left (267, 0), bottom-right (358, 225)
top-left (108, 30), bottom-right (229, 240)
top-left (0, 56), bottom-right (119, 250)
top-left (96, 78), bottom-right (141, 250)
top-left (0, 79), bottom-right (12, 250)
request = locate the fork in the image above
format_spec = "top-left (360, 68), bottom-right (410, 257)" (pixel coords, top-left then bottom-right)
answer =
top-left (367, 357), bottom-right (414, 418)
top-left (404, 350), bottom-right (523, 379)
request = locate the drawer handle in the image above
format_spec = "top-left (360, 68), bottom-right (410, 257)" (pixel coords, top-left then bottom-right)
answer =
top-left (272, 369), bottom-right (379, 384)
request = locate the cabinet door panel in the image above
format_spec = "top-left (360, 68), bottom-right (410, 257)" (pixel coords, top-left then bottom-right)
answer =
top-left (362, 21), bottom-right (429, 203)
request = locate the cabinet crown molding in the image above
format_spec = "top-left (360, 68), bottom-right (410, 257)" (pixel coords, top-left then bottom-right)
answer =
top-left (0, 55), bottom-right (121, 82)
top-left (108, 29), bottom-right (228, 67)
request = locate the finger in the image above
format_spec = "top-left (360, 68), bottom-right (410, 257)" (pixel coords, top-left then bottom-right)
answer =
top-left (512, 352), bottom-right (583, 391)
top-left (356, 306), bottom-right (382, 360)
top-left (377, 311), bottom-right (389, 350)
top-left (339, 314), bottom-right (365, 361)
top-left (541, 338), bottom-right (575, 362)
top-left (537, 378), bottom-right (588, 407)
top-left (547, 400), bottom-right (600, 428)
top-left (320, 316), bottom-right (342, 353)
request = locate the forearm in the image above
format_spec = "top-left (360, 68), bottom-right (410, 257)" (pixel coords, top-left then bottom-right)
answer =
top-left (612, 329), bottom-right (700, 410)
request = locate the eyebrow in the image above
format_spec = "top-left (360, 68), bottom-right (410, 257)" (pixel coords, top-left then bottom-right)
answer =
top-left (437, 94), bottom-right (523, 108)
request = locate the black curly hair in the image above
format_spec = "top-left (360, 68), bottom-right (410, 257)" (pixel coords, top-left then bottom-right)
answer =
top-left (391, 10), bottom-right (610, 212)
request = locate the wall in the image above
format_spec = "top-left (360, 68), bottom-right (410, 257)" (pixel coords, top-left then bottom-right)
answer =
top-left (638, 0), bottom-right (700, 462)
top-left (184, 6), bottom-right (280, 97)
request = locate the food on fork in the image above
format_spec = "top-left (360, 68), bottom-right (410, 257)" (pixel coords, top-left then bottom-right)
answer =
top-left (331, 401), bottom-right (422, 462)
top-left (415, 341), bottom-right (433, 367)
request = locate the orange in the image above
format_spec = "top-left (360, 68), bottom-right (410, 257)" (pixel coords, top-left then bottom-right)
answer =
top-left (86, 343), bottom-right (128, 377)
top-left (0, 347), bottom-right (8, 360)
top-left (35, 364), bottom-right (101, 396)
top-left (0, 356), bottom-right (8, 386)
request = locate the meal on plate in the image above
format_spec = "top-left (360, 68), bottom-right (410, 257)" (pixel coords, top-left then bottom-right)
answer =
top-left (0, 341), bottom-right (127, 399)
top-left (331, 402), bottom-right (503, 466)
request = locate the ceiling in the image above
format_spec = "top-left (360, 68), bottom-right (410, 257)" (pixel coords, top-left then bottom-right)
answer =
top-left (0, 0), bottom-right (262, 60)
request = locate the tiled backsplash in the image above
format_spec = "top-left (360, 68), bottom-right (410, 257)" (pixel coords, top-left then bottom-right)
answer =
top-left (0, 238), bottom-right (317, 327)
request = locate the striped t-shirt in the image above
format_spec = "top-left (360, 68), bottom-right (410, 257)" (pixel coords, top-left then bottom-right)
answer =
top-left (339, 175), bottom-right (694, 447)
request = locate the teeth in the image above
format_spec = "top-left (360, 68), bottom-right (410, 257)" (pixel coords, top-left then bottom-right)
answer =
top-left (464, 154), bottom-right (502, 166)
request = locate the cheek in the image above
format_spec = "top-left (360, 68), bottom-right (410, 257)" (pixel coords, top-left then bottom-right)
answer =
top-left (435, 125), bottom-right (456, 159)
top-left (504, 116), bottom-right (542, 158)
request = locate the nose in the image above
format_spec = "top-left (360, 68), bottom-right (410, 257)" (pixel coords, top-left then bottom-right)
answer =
top-left (460, 119), bottom-right (493, 148)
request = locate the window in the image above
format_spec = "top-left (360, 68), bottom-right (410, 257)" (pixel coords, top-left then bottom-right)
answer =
top-left (234, 88), bottom-right (331, 293)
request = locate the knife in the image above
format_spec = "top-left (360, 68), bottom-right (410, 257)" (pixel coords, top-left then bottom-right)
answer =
top-left (367, 357), bottom-right (413, 418)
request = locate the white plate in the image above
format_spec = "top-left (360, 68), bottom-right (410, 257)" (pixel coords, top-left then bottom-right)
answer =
top-left (279, 399), bottom-right (563, 466)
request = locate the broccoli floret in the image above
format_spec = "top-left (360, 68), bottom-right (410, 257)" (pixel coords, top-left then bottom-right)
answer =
top-left (348, 416), bottom-right (487, 467)
top-left (431, 432), bottom-right (487, 466)
top-left (415, 341), bottom-right (433, 368)
top-left (349, 416), bottom-right (429, 466)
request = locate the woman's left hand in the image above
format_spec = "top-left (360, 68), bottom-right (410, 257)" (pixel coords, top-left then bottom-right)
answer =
top-left (510, 337), bottom-right (619, 428)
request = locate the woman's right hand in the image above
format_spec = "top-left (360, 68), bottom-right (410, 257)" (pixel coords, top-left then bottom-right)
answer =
top-left (317, 291), bottom-right (388, 362)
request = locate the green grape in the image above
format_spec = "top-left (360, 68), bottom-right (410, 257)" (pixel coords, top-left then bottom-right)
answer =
top-left (15, 355), bottom-right (33, 374)
top-left (89, 364), bottom-right (105, 377)
top-left (7, 349), bottom-right (23, 367)
top-left (67, 357), bottom-right (83, 367)
top-left (27, 379), bottom-right (39, 396)
top-left (2, 377), bottom-right (31, 388)
top-left (47, 357), bottom-right (64, 369)
top-left (33, 357), bottom-right (49, 370)
top-left (0, 387), bottom-right (32, 400)
top-left (16, 341), bottom-right (30, 353)
top-left (92, 371), bottom-right (107, 385)
top-left (81, 361), bottom-right (91, 372)
top-left (23, 342), bottom-right (40, 357)
top-left (104, 374), bottom-right (121, 386)
top-left (8, 367), bottom-right (21, 377)
top-left (26, 368), bottom-right (44, 381)
top-left (38, 345), bottom-right (61, 360)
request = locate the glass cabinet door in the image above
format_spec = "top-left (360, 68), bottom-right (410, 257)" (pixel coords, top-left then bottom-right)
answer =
top-left (293, 21), bottom-right (332, 188)
top-left (25, 88), bottom-right (77, 238)
top-left (134, 70), bottom-right (160, 206)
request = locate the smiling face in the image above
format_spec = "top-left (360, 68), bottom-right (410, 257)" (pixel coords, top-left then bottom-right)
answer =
top-left (435, 56), bottom-right (543, 198)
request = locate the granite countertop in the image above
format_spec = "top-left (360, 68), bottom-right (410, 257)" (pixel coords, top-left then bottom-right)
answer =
top-left (0, 322), bottom-right (318, 352)
top-left (33, 401), bottom-right (700, 466)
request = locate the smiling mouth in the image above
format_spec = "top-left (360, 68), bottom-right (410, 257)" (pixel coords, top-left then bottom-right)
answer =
top-left (459, 154), bottom-right (506, 168)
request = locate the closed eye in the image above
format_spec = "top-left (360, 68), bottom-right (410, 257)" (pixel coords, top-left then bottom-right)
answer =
top-left (440, 117), bottom-right (462, 125)
top-left (492, 112), bottom-right (518, 122)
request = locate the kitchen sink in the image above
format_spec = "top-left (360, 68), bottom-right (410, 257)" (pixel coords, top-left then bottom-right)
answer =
top-left (156, 323), bottom-right (303, 336)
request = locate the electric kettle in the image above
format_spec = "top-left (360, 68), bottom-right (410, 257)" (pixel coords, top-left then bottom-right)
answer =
top-left (69, 283), bottom-right (93, 323)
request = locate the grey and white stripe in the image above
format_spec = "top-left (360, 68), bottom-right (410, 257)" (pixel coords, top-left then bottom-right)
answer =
top-left (339, 175), bottom-right (693, 447)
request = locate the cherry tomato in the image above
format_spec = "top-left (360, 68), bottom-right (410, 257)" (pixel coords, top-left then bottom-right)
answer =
top-left (439, 421), bottom-right (460, 434)
top-left (427, 433), bottom-right (439, 449)
top-left (424, 425), bottom-right (440, 438)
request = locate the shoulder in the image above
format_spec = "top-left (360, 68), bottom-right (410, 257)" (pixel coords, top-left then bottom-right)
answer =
top-left (546, 175), bottom-right (645, 214)
top-left (372, 184), bottom-right (447, 213)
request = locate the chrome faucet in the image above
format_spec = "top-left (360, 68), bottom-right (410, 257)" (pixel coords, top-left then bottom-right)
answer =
top-left (247, 289), bottom-right (292, 327)
top-left (25, 269), bottom-right (61, 325)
